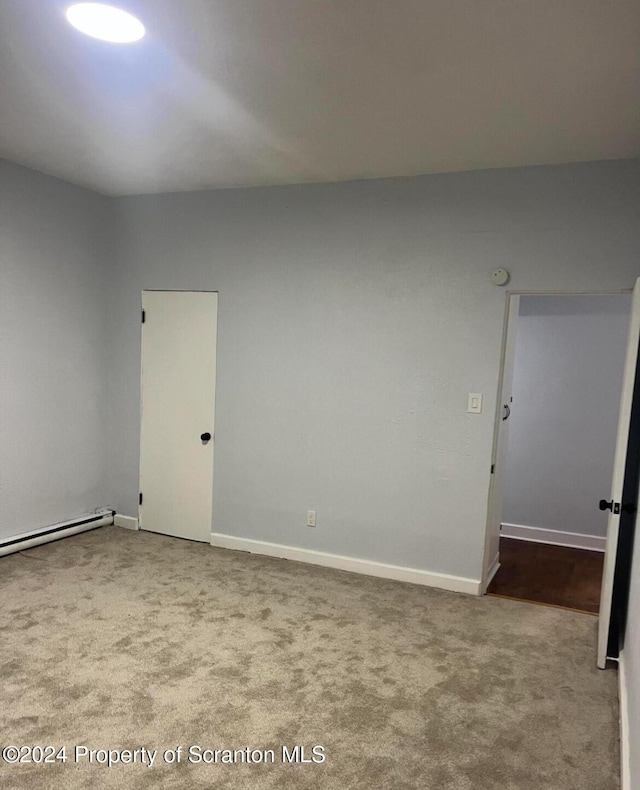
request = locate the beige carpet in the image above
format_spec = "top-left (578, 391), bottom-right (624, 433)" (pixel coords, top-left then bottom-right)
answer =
top-left (0, 526), bottom-right (619, 790)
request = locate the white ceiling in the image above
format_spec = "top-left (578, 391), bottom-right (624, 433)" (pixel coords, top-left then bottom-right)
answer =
top-left (1, 0), bottom-right (638, 196)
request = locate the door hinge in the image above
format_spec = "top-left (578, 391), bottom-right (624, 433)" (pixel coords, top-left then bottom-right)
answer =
top-left (139, 492), bottom-right (143, 506)
top-left (491, 464), bottom-right (495, 474)
top-left (141, 309), bottom-right (146, 323)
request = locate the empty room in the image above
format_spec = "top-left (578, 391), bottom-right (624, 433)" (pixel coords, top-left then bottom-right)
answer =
top-left (1, 2), bottom-right (639, 789)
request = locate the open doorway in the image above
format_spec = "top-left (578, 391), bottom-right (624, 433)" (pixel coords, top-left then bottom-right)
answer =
top-left (483, 292), bottom-right (631, 613)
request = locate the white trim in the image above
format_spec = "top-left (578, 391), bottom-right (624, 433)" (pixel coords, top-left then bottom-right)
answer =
top-left (500, 523), bottom-right (606, 552)
top-left (619, 651), bottom-right (630, 790)
top-left (507, 289), bottom-right (632, 296)
top-left (210, 533), bottom-right (481, 595)
top-left (482, 293), bottom-right (519, 590)
top-left (483, 554), bottom-right (500, 593)
top-left (114, 514), bottom-right (140, 531)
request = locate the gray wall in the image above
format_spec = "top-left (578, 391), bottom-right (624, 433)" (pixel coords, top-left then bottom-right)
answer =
top-left (2, 155), bottom-right (639, 770)
top-left (0, 160), bottom-right (113, 539)
top-left (108, 160), bottom-right (640, 582)
top-left (502, 294), bottom-right (631, 538)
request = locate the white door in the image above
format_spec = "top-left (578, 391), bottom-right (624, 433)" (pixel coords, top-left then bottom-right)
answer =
top-left (597, 278), bottom-right (640, 668)
top-left (482, 295), bottom-right (520, 590)
top-left (139, 290), bottom-right (218, 542)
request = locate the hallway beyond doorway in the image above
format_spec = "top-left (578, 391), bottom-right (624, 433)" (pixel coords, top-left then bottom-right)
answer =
top-left (487, 537), bottom-right (604, 614)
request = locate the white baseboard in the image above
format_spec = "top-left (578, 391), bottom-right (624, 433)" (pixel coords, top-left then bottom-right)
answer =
top-left (210, 533), bottom-right (481, 595)
top-left (114, 514), bottom-right (139, 531)
top-left (619, 651), bottom-right (630, 790)
top-left (500, 523), bottom-right (606, 552)
top-left (483, 553), bottom-right (500, 593)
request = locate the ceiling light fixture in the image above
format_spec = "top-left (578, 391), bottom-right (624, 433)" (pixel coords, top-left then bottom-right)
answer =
top-left (65, 3), bottom-right (145, 43)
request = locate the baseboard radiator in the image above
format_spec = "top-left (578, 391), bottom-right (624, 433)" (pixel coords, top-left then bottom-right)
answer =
top-left (0, 509), bottom-right (115, 558)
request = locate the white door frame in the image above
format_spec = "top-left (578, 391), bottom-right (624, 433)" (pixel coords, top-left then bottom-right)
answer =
top-left (481, 293), bottom-right (519, 590)
top-left (597, 279), bottom-right (640, 667)
top-left (481, 288), bottom-right (633, 593)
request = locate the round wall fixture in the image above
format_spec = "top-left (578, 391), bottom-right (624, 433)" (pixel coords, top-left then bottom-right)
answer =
top-left (491, 269), bottom-right (510, 286)
top-left (65, 3), bottom-right (145, 43)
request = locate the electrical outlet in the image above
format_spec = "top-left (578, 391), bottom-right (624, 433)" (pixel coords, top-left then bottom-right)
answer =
top-left (306, 510), bottom-right (316, 527)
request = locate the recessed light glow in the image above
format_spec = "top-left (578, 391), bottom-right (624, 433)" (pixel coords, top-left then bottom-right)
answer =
top-left (66, 3), bottom-right (145, 43)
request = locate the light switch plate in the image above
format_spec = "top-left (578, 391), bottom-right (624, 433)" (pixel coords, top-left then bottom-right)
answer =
top-left (468, 393), bottom-right (482, 414)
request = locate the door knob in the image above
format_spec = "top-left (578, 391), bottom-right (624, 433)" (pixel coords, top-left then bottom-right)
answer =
top-left (599, 499), bottom-right (621, 514)
top-left (200, 432), bottom-right (212, 442)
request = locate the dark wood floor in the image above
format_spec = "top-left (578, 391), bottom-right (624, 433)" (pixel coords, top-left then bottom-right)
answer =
top-left (487, 537), bottom-right (604, 614)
